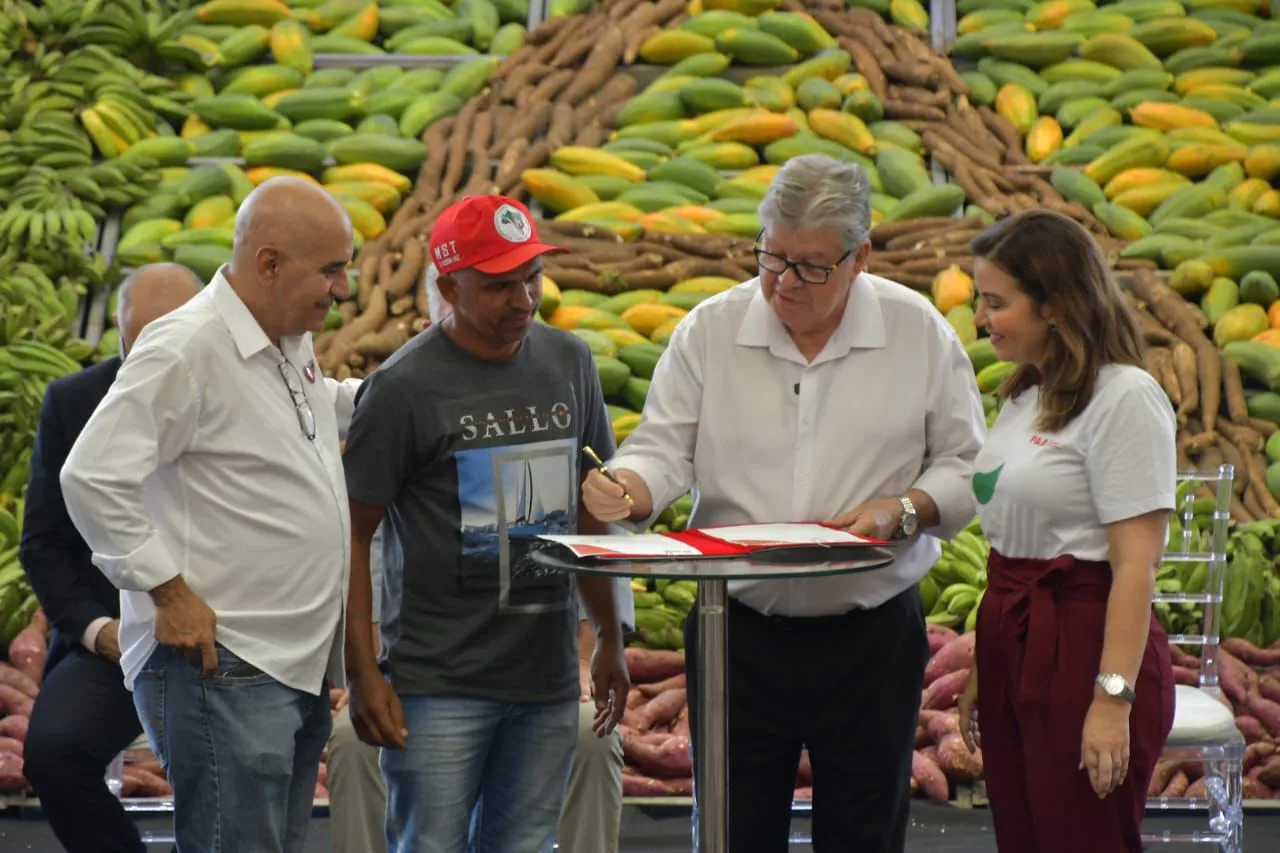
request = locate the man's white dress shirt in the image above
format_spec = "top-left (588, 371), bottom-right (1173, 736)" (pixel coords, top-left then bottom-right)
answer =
top-left (61, 271), bottom-right (360, 694)
top-left (610, 274), bottom-right (987, 617)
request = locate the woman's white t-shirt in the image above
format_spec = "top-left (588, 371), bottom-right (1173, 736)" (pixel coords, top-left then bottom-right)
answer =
top-left (972, 364), bottom-right (1177, 561)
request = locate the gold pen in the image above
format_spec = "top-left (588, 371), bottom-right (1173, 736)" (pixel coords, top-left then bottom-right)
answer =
top-left (583, 445), bottom-right (634, 504)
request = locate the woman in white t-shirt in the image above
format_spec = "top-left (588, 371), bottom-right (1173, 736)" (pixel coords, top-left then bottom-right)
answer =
top-left (956, 210), bottom-right (1176, 853)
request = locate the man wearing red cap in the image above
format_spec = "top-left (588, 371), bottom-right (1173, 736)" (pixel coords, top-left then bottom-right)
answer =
top-left (340, 195), bottom-right (631, 853)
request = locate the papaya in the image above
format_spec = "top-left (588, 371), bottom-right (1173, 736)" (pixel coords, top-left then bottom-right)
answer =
top-left (1215, 303), bottom-right (1271, 346)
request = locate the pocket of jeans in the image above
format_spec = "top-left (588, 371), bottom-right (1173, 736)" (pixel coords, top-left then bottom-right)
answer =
top-left (209, 646), bottom-right (273, 685)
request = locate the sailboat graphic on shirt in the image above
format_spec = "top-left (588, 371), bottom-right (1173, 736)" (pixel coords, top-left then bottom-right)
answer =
top-left (456, 437), bottom-right (576, 609)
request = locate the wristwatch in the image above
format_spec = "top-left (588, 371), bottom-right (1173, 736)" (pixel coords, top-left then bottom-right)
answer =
top-left (1096, 673), bottom-right (1137, 704)
top-left (895, 495), bottom-right (918, 539)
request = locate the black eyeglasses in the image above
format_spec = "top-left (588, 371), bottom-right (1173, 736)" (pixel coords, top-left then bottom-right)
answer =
top-left (753, 231), bottom-right (852, 285)
top-left (277, 360), bottom-right (316, 442)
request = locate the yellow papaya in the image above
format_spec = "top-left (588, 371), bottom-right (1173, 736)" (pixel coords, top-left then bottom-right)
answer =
top-left (1229, 177), bottom-right (1271, 210)
top-left (1245, 144), bottom-right (1280, 183)
top-left (623, 303), bottom-right (688, 337)
top-left (640, 30), bottom-right (717, 64)
top-left (709, 111), bottom-right (799, 145)
top-left (1025, 116), bottom-right (1064, 163)
top-left (1112, 183), bottom-right (1186, 217)
top-left (806, 109), bottom-right (876, 155)
top-left (995, 83), bottom-right (1038, 135)
top-left (1103, 167), bottom-right (1189, 199)
top-left (1165, 143), bottom-right (1249, 178)
top-left (520, 168), bottom-right (600, 214)
top-left (1130, 102), bottom-right (1219, 131)
top-left (932, 264), bottom-right (975, 315)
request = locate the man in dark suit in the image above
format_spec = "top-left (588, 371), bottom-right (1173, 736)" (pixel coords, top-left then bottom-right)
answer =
top-left (20, 263), bottom-right (202, 853)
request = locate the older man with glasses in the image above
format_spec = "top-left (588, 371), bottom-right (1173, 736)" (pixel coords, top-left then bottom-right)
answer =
top-left (60, 176), bottom-right (361, 853)
top-left (582, 155), bottom-right (988, 853)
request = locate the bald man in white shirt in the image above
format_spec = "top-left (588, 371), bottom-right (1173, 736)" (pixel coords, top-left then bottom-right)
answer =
top-left (60, 177), bottom-right (362, 852)
top-left (583, 155), bottom-right (987, 853)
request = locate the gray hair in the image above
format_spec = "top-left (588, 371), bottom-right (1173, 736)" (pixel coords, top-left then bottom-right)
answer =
top-left (423, 262), bottom-right (452, 323)
top-left (757, 154), bottom-right (872, 252)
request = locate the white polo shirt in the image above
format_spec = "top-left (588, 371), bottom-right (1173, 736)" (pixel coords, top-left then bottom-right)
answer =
top-left (61, 271), bottom-right (360, 694)
top-left (609, 274), bottom-right (988, 617)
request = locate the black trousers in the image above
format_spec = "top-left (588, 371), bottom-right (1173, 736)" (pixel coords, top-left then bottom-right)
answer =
top-left (684, 588), bottom-right (928, 853)
top-left (24, 648), bottom-right (146, 853)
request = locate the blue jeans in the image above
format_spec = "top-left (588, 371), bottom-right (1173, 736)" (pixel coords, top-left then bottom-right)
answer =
top-left (132, 644), bottom-right (332, 853)
top-left (381, 696), bottom-right (578, 853)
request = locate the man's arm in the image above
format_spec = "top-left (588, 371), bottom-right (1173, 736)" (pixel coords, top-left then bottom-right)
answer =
top-left (325, 376), bottom-right (364, 439)
top-left (345, 500), bottom-right (385, 678)
top-left (60, 343), bottom-right (201, 594)
top-left (911, 319), bottom-right (987, 540)
top-left (340, 371), bottom-right (417, 748)
top-left (607, 319), bottom-right (705, 528)
top-left (19, 381), bottom-right (113, 651)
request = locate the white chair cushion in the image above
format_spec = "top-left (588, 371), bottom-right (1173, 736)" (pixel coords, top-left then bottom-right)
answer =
top-left (1165, 684), bottom-right (1240, 745)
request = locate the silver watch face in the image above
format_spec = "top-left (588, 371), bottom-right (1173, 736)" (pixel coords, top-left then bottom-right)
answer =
top-left (1100, 674), bottom-right (1123, 695)
top-left (900, 511), bottom-right (918, 537)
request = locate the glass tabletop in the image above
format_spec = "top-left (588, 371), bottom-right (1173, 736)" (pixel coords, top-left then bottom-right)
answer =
top-left (530, 544), bottom-right (896, 581)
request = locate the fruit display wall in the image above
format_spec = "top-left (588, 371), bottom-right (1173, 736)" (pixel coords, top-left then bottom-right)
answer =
top-left (5, 0), bottom-right (1280, 809)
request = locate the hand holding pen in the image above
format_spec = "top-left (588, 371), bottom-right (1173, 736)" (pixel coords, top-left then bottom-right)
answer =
top-left (582, 446), bottom-right (651, 523)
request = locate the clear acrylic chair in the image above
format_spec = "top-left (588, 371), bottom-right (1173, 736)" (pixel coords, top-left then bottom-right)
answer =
top-left (1142, 464), bottom-right (1244, 853)
top-left (107, 729), bottom-right (175, 846)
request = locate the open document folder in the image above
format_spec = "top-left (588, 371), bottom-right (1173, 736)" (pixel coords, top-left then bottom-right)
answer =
top-left (538, 522), bottom-right (887, 560)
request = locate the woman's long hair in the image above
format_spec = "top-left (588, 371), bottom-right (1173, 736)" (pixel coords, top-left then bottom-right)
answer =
top-left (970, 209), bottom-right (1145, 433)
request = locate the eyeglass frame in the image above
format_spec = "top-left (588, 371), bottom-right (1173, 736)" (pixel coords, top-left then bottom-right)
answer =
top-left (752, 230), bottom-right (854, 285)
top-left (277, 360), bottom-right (317, 442)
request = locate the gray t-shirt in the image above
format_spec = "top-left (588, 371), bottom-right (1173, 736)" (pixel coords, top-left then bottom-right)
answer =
top-left (343, 323), bottom-right (616, 703)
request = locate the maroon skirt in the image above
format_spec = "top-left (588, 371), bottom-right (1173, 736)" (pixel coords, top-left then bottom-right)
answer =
top-left (975, 550), bottom-right (1175, 853)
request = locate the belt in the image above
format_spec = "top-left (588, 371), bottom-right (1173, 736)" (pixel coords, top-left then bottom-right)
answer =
top-left (987, 550), bottom-right (1112, 706)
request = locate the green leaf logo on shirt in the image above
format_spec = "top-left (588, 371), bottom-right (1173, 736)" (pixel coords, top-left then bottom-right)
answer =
top-left (973, 463), bottom-right (1003, 506)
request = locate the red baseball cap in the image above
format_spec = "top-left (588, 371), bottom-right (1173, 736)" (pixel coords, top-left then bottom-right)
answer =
top-left (428, 195), bottom-right (564, 275)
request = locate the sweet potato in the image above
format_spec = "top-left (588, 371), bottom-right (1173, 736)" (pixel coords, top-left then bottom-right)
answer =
top-left (1223, 637), bottom-right (1280, 668)
top-left (123, 767), bottom-right (171, 798)
top-left (671, 705), bottom-right (690, 737)
top-left (639, 672), bottom-right (686, 697)
top-left (912, 750), bottom-right (950, 801)
top-left (315, 783), bottom-right (328, 799)
top-left (1168, 644), bottom-right (1200, 669)
top-left (935, 732), bottom-right (983, 782)
top-left (1161, 769), bottom-right (1190, 798)
top-left (633, 688), bottom-right (686, 731)
top-left (0, 736), bottom-right (20, 757)
top-left (1245, 741), bottom-right (1277, 771)
top-left (796, 750), bottom-right (812, 786)
top-left (0, 752), bottom-right (27, 793)
top-left (1173, 665), bottom-right (1200, 686)
top-left (626, 688), bottom-right (646, 710)
top-left (1245, 687), bottom-right (1280, 737)
top-left (663, 777), bottom-right (693, 796)
top-left (1257, 754), bottom-right (1280, 787)
top-left (1243, 777), bottom-right (1272, 799)
top-left (1236, 715), bottom-right (1269, 743)
top-left (0, 715), bottom-right (28, 742)
top-left (624, 648), bottom-right (685, 683)
top-left (1216, 648), bottom-right (1257, 704)
top-left (1148, 760), bottom-right (1178, 796)
top-left (794, 785), bottom-right (813, 801)
top-left (926, 711), bottom-right (961, 745)
top-left (1186, 776), bottom-right (1209, 799)
top-left (1262, 675), bottom-right (1280, 704)
top-left (923, 633), bottom-right (975, 687)
top-left (0, 685), bottom-right (33, 717)
top-left (7, 624), bottom-right (46, 685)
top-left (0, 663), bottom-right (37, 699)
top-left (622, 773), bottom-right (669, 797)
top-left (921, 668), bottom-right (970, 711)
top-left (624, 733), bottom-right (692, 779)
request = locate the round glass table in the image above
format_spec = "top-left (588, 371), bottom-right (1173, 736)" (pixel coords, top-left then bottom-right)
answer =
top-left (531, 545), bottom-right (897, 853)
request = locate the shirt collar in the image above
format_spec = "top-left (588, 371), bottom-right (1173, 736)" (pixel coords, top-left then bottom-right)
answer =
top-left (735, 273), bottom-right (886, 364)
top-left (210, 268), bottom-right (304, 362)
